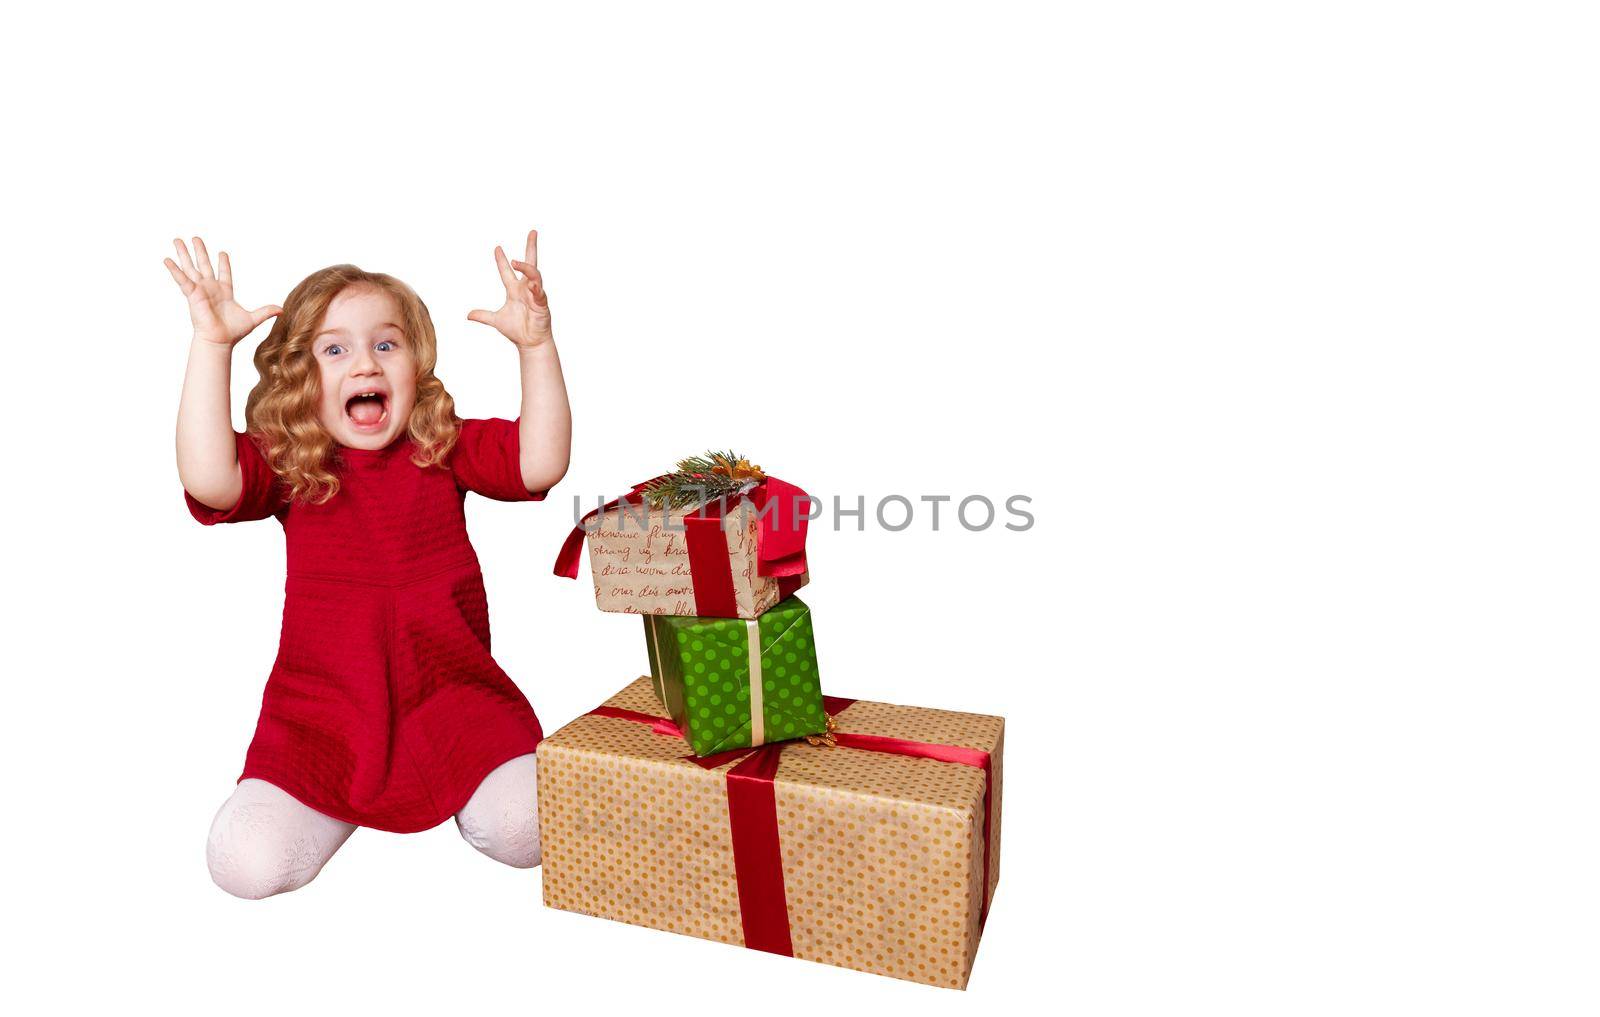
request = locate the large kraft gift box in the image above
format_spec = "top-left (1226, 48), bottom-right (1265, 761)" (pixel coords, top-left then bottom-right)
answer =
top-left (536, 677), bottom-right (1004, 989)
top-left (552, 476), bottom-right (811, 618)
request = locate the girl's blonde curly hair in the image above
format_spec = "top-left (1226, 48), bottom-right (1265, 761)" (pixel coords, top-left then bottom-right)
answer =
top-left (244, 265), bottom-right (459, 504)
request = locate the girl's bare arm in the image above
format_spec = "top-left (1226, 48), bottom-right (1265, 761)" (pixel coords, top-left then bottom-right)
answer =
top-left (467, 229), bottom-right (572, 494)
top-left (167, 237), bottom-right (282, 510)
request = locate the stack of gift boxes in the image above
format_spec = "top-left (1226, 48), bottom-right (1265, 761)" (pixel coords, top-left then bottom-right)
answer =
top-left (538, 454), bottom-right (1006, 989)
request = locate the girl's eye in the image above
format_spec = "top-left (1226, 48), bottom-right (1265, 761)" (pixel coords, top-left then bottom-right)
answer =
top-left (323, 344), bottom-right (345, 356)
top-left (376, 340), bottom-right (397, 352)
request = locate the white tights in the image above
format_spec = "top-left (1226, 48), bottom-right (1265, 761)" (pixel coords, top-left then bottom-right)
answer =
top-left (206, 753), bottom-right (540, 899)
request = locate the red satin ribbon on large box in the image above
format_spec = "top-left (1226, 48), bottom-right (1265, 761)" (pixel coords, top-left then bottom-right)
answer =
top-left (553, 476), bottom-right (810, 617)
top-left (586, 695), bottom-right (996, 957)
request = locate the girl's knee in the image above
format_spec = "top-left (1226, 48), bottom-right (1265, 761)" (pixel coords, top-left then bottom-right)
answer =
top-left (206, 833), bottom-right (309, 900)
top-left (206, 780), bottom-right (351, 899)
top-left (456, 754), bottom-right (541, 869)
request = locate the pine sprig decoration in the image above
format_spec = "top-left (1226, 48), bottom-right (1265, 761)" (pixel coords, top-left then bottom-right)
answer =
top-left (642, 450), bottom-right (766, 509)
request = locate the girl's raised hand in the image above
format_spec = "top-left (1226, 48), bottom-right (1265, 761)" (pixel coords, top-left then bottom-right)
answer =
top-left (467, 229), bottom-right (554, 350)
top-left (164, 237), bottom-right (283, 347)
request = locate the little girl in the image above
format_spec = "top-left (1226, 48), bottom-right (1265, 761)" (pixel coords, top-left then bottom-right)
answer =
top-left (169, 231), bottom-right (571, 899)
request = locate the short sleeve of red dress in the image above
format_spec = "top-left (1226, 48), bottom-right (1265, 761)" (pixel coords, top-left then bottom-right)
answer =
top-left (185, 431), bottom-right (289, 525)
top-left (450, 417), bottom-right (547, 502)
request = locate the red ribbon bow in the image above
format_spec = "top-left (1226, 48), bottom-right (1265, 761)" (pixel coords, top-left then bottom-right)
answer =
top-left (553, 477), bottom-right (811, 617)
top-left (587, 695), bottom-right (996, 956)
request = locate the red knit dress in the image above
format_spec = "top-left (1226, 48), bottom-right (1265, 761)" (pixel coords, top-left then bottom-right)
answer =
top-left (186, 417), bottom-right (545, 833)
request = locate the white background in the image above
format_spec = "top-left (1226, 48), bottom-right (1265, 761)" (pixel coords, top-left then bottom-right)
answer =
top-left (4, 2), bottom-right (1594, 1014)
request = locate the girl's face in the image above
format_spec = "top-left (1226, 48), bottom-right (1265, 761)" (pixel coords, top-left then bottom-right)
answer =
top-left (313, 286), bottom-right (418, 450)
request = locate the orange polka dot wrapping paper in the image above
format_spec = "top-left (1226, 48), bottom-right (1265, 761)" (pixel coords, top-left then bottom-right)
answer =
top-left (642, 596), bottom-right (828, 756)
top-left (536, 677), bottom-right (1005, 989)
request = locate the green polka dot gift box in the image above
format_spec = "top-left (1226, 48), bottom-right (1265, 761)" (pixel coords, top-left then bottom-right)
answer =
top-left (642, 595), bottom-right (827, 757)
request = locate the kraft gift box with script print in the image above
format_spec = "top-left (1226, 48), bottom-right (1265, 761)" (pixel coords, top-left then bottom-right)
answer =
top-left (551, 470), bottom-right (813, 619)
top-left (578, 500), bottom-right (807, 618)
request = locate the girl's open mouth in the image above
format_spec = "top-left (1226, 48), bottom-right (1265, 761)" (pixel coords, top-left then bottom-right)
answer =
top-left (345, 392), bottom-right (389, 431)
